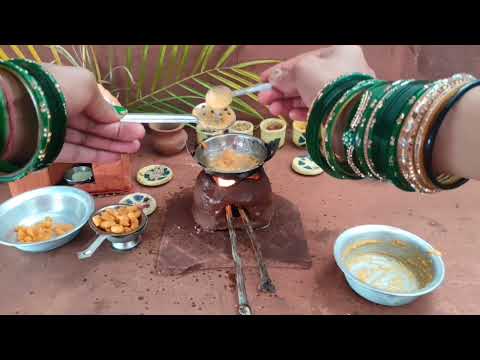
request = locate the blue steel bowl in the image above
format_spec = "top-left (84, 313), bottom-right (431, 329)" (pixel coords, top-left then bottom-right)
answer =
top-left (0, 186), bottom-right (95, 253)
top-left (334, 225), bottom-right (445, 307)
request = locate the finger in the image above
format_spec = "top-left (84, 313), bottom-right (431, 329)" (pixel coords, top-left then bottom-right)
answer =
top-left (289, 108), bottom-right (309, 122)
top-left (55, 143), bottom-right (121, 163)
top-left (258, 88), bottom-right (286, 106)
top-left (268, 100), bottom-right (294, 118)
top-left (268, 98), bottom-right (304, 117)
top-left (65, 128), bottom-right (141, 154)
top-left (68, 113), bottom-right (146, 142)
top-left (84, 78), bottom-right (122, 124)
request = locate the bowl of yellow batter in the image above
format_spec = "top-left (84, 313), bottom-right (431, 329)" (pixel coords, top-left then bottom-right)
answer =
top-left (334, 225), bottom-right (445, 307)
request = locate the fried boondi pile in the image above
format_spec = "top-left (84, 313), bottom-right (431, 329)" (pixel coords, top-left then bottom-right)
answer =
top-left (16, 217), bottom-right (74, 243)
top-left (210, 149), bottom-right (259, 172)
top-left (92, 205), bottom-right (142, 234)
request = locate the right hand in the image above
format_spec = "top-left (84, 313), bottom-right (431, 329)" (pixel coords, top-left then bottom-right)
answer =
top-left (258, 45), bottom-right (375, 122)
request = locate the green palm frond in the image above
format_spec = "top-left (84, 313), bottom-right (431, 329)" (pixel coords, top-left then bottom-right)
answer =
top-left (0, 45), bottom-right (280, 121)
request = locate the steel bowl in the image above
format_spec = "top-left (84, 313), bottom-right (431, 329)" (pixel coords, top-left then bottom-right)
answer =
top-left (64, 166), bottom-right (94, 185)
top-left (333, 225), bottom-right (445, 307)
top-left (77, 204), bottom-right (148, 259)
top-left (0, 186), bottom-right (95, 253)
top-left (193, 133), bottom-right (279, 178)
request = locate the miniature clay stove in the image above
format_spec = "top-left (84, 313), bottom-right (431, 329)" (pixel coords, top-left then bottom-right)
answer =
top-left (192, 167), bottom-right (274, 232)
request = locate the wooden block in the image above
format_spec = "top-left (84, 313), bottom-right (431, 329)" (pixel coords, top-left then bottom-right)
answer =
top-left (8, 163), bottom-right (72, 197)
top-left (76, 154), bottom-right (132, 195)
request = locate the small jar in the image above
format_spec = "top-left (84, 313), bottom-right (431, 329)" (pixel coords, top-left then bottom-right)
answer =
top-left (149, 123), bottom-right (188, 156)
top-left (228, 120), bottom-right (254, 136)
top-left (260, 118), bottom-right (287, 148)
top-left (292, 121), bottom-right (307, 147)
top-left (196, 126), bottom-right (224, 143)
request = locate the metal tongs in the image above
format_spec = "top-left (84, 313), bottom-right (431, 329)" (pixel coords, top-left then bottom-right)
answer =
top-left (225, 205), bottom-right (252, 316)
top-left (225, 205), bottom-right (276, 316)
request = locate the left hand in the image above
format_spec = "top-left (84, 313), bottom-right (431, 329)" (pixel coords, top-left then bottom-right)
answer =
top-left (42, 64), bottom-right (145, 163)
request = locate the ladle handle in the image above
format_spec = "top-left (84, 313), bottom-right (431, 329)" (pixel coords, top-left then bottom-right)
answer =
top-left (77, 235), bottom-right (108, 260)
top-left (264, 138), bottom-right (280, 162)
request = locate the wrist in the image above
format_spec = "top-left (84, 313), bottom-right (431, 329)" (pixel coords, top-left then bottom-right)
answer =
top-left (0, 69), bottom-right (37, 164)
top-left (432, 86), bottom-right (480, 179)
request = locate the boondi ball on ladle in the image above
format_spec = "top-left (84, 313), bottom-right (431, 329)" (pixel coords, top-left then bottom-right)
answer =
top-left (206, 85), bottom-right (233, 109)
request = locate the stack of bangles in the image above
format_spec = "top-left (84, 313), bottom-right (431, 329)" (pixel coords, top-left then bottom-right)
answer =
top-left (306, 73), bottom-right (480, 193)
top-left (0, 59), bottom-right (67, 183)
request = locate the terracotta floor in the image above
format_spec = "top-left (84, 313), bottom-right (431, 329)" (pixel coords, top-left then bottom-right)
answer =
top-left (1, 133), bottom-right (479, 315)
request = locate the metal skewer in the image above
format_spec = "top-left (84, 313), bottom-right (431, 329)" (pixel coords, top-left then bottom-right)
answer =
top-left (225, 205), bottom-right (252, 315)
top-left (238, 208), bottom-right (276, 293)
top-left (232, 83), bottom-right (272, 97)
top-left (121, 113), bottom-right (199, 124)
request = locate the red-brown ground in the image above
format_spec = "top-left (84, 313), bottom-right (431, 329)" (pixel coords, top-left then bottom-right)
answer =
top-left (1, 131), bottom-right (479, 315)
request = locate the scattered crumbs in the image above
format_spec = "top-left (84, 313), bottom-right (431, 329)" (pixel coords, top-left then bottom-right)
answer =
top-left (138, 296), bottom-right (144, 301)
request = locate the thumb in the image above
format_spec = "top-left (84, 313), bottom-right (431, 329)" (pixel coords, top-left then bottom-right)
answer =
top-left (85, 84), bottom-right (122, 124)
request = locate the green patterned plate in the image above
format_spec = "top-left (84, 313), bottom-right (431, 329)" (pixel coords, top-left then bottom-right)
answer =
top-left (136, 165), bottom-right (173, 187)
top-left (120, 192), bottom-right (157, 216)
top-left (292, 155), bottom-right (324, 176)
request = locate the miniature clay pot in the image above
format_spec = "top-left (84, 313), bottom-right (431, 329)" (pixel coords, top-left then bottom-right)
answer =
top-left (228, 120), bottom-right (254, 136)
top-left (260, 118), bottom-right (287, 148)
top-left (292, 121), bottom-right (307, 147)
top-left (196, 126), bottom-right (225, 143)
top-left (149, 123), bottom-right (187, 156)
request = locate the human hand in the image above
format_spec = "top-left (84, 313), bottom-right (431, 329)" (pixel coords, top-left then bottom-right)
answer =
top-left (258, 45), bottom-right (375, 121)
top-left (42, 64), bottom-right (145, 163)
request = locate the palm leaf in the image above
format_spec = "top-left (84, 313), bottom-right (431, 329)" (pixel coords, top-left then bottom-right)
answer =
top-left (177, 45), bottom-right (191, 80)
top-left (230, 67), bottom-right (261, 82)
top-left (0, 48), bottom-right (9, 60)
top-left (49, 46), bottom-right (62, 65)
top-left (89, 45), bottom-right (102, 83)
top-left (48, 45), bottom-right (80, 66)
top-left (215, 45), bottom-right (238, 68)
top-left (151, 45), bottom-right (167, 92)
top-left (10, 45), bottom-right (26, 59)
top-left (192, 45), bottom-right (210, 74)
top-left (27, 45), bottom-right (42, 63)
top-left (200, 45), bottom-right (215, 72)
top-left (166, 45), bottom-right (180, 85)
top-left (125, 46), bottom-right (133, 103)
top-left (137, 45), bottom-right (150, 98)
top-left (14, 45), bottom-right (279, 122)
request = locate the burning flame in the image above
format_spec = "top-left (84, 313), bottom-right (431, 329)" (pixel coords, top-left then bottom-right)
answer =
top-left (215, 177), bottom-right (236, 187)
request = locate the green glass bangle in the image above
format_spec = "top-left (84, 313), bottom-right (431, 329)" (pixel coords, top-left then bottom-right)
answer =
top-left (372, 81), bottom-right (426, 182)
top-left (306, 73), bottom-right (373, 177)
top-left (385, 82), bottom-right (431, 191)
top-left (362, 80), bottom-right (414, 180)
top-left (0, 86), bottom-right (9, 156)
top-left (343, 80), bottom-right (389, 178)
top-left (325, 78), bottom-right (378, 179)
top-left (353, 81), bottom-right (399, 178)
top-left (0, 60), bottom-right (52, 183)
top-left (12, 59), bottom-right (68, 166)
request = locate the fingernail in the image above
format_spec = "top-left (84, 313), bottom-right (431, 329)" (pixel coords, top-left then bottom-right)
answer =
top-left (269, 68), bottom-right (287, 83)
top-left (114, 105), bottom-right (128, 119)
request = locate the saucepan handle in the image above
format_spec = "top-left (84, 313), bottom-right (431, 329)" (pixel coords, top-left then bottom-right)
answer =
top-left (77, 235), bottom-right (108, 260)
top-left (264, 138), bottom-right (280, 162)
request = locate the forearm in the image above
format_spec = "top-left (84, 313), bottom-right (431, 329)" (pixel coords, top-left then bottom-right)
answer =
top-left (433, 87), bottom-right (480, 180)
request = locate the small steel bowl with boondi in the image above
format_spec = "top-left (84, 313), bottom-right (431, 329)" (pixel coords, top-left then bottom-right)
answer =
top-left (334, 225), bottom-right (445, 307)
top-left (0, 186), bottom-right (95, 252)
